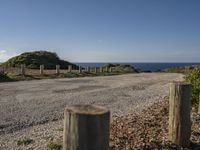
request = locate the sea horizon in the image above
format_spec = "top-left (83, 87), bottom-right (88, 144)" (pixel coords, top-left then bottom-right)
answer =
top-left (75, 62), bottom-right (200, 71)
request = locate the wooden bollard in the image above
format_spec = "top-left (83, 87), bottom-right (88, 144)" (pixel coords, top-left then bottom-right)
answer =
top-left (169, 82), bottom-right (191, 147)
top-left (56, 65), bottom-right (60, 74)
top-left (20, 64), bottom-right (25, 75)
top-left (105, 67), bottom-right (108, 72)
top-left (79, 66), bottom-right (82, 73)
top-left (63, 105), bottom-right (110, 150)
top-left (109, 67), bottom-right (112, 73)
top-left (40, 65), bottom-right (44, 75)
top-left (100, 67), bottom-right (103, 73)
top-left (86, 66), bottom-right (90, 73)
top-left (68, 65), bottom-right (72, 72)
top-left (94, 67), bottom-right (97, 73)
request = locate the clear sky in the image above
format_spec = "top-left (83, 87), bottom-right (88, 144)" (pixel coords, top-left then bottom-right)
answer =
top-left (0, 0), bottom-right (200, 62)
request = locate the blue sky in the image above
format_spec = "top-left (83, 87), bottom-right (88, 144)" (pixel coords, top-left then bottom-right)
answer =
top-left (0, 0), bottom-right (200, 62)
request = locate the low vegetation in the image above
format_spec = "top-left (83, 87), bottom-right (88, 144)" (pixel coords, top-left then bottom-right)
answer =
top-left (1, 51), bottom-right (78, 69)
top-left (47, 140), bottom-right (62, 150)
top-left (0, 63), bottom-right (138, 82)
top-left (17, 138), bottom-right (33, 146)
top-left (186, 68), bottom-right (200, 110)
top-left (103, 63), bottom-right (138, 73)
top-left (0, 73), bottom-right (13, 82)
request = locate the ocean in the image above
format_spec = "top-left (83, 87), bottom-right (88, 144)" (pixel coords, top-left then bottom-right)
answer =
top-left (75, 63), bottom-right (200, 71)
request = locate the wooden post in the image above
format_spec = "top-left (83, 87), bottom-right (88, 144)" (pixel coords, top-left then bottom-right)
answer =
top-left (20, 64), bottom-right (25, 75)
top-left (105, 67), bottom-right (108, 72)
top-left (100, 67), bottom-right (103, 73)
top-left (169, 82), bottom-right (191, 147)
top-left (86, 66), bottom-right (90, 73)
top-left (63, 105), bottom-right (110, 150)
top-left (109, 67), bottom-right (112, 73)
top-left (94, 67), bottom-right (97, 74)
top-left (68, 65), bottom-right (72, 72)
top-left (40, 65), bottom-right (44, 75)
top-left (56, 65), bottom-right (60, 74)
top-left (79, 66), bottom-right (82, 73)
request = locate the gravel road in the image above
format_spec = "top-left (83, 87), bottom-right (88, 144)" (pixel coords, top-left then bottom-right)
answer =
top-left (0, 73), bottom-right (184, 135)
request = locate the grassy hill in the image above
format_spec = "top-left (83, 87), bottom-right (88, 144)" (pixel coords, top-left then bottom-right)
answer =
top-left (2, 51), bottom-right (78, 69)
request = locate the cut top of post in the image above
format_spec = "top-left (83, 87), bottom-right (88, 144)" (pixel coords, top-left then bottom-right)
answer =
top-left (65, 105), bottom-right (110, 115)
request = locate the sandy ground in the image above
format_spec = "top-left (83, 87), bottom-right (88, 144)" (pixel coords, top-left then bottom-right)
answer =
top-left (0, 73), bottom-right (184, 149)
top-left (0, 73), bottom-right (184, 134)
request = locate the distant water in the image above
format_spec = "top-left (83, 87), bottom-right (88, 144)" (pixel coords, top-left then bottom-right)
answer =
top-left (75, 62), bottom-right (200, 71)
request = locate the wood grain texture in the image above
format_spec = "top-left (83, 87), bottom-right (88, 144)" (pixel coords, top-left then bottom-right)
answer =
top-left (63, 105), bottom-right (110, 150)
top-left (169, 82), bottom-right (191, 147)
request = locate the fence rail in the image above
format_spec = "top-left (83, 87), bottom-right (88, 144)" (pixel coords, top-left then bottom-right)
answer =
top-left (0, 65), bottom-right (114, 76)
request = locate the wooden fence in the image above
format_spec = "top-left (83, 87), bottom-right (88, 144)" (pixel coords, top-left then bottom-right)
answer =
top-left (63, 81), bottom-right (192, 150)
top-left (0, 65), bottom-right (114, 76)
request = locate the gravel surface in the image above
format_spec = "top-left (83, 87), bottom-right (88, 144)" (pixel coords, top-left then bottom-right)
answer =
top-left (0, 73), bottom-right (183, 136)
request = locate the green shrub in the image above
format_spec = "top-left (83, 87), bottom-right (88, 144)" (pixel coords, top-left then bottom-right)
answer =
top-left (47, 141), bottom-right (62, 150)
top-left (2, 51), bottom-right (78, 69)
top-left (186, 68), bottom-right (200, 109)
top-left (17, 138), bottom-right (33, 146)
top-left (0, 74), bottom-right (13, 82)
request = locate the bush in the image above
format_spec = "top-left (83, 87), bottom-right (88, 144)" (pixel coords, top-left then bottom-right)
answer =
top-left (185, 68), bottom-right (200, 109)
top-left (2, 51), bottom-right (78, 69)
top-left (17, 138), bottom-right (33, 146)
top-left (0, 74), bottom-right (13, 82)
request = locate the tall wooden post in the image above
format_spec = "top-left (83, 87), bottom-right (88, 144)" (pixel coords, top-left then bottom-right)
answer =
top-left (40, 65), bottom-right (44, 75)
top-left (68, 65), bottom-right (72, 72)
top-left (63, 105), bottom-right (110, 150)
top-left (56, 65), bottom-right (60, 74)
top-left (169, 82), bottom-right (191, 147)
top-left (20, 64), bottom-right (25, 75)
top-left (79, 66), bottom-right (82, 73)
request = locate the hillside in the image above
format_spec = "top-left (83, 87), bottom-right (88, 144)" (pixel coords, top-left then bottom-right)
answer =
top-left (2, 51), bottom-right (78, 69)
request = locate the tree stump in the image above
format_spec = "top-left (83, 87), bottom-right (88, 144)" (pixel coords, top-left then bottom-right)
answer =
top-left (63, 105), bottom-right (110, 150)
top-left (169, 82), bottom-right (191, 147)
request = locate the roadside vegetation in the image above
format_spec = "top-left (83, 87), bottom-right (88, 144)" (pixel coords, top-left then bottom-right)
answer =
top-left (17, 138), bottom-right (33, 146)
top-left (0, 64), bottom-right (138, 82)
top-left (186, 68), bottom-right (200, 110)
top-left (165, 65), bottom-right (200, 110)
top-left (0, 51), bottom-right (138, 82)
